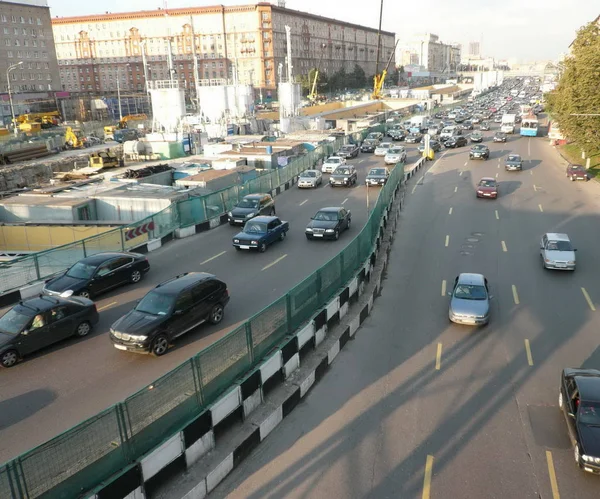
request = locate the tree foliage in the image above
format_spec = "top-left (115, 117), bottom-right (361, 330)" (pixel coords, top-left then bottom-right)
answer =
top-left (546, 20), bottom-right (600, 153)
top-left (298, 64), bottom-right (368, 96)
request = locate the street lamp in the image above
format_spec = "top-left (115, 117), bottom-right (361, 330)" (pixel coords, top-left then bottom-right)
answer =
top-left (116, 63), bottom-right (130, 121)
top-left (7, 61), bottom-right (24, 135)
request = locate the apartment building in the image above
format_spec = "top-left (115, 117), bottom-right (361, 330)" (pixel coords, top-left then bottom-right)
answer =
top-left (51, 3), bottom-right (395, 95)
top-left (397, 33), bottom-right (461, 73)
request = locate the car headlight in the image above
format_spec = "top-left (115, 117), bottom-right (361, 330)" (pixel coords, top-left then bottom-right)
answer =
top-left (234, 239), bottom-right (239, 243)
top-left (246, 212), bottom-right (256, 218)
top-left (129, 334), bottom-right (148, 341)
top-left (228, 211), bottom-right (233, 217)
top-left (326, 229), bottom-right (335, 233)
top-left (582, 455), bottom-right (600, 464)
top-left (251, 240), bottom-right (258, 245)
top-left (568, 260), bottom-right (575, 265)
top-left (306, 228), bottom-right (313, 232)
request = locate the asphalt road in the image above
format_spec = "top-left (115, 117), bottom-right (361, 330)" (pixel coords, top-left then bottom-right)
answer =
top-left (212, 123), bottom-right (600, 498)
top-left (0, 143), bottom-right (420, 464)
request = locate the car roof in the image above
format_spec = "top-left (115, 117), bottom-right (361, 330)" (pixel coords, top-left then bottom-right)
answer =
top-left (248, 216), bottom-right (278, 223)
top-left (574, 375), bottom-right (600, 403)
top-left (79, 252), bottom-right (135, 266)
top-left (457, 273), bottom-right (486, 286)
top-left (15, 295), bottom-right (74, 314)
top-left (480, 177), bottom-right (496, 182)
top-left (545, 232), bottom-right (570, 241)
top-left (569, 164), bottom-right (585, 169)
top-left (301, 169), bottom-right (320, 174)
top-left (326, 156), bottom-right (343, 160)
top-left (507, 154), bottom-right (521, 158)
top-left (318, 207), bottom-right (343, 212)
top-left (154, 272), bottom-right (218, 294)
top-left (243, 193), bottom-right (269, 199)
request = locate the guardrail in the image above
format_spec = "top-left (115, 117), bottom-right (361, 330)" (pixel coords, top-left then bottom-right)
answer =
top-left (0, 154), bottom-right (404, 499)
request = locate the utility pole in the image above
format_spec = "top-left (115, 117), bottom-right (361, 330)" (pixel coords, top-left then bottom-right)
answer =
top-left (190, 15), bottom-right (200, 114)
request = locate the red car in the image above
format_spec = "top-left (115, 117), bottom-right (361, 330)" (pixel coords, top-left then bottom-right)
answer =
top-left (476, 177), bottom-right (498, 199)
top-left (566, 164), bottom-right (588, 181)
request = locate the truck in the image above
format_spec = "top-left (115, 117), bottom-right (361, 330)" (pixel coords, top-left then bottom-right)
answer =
top-left (501, 114), bottom-right (517, 134)
top-left (409, 115), bottom-right (429, 133)
top-left (232, 216), bottom-right (289, 253)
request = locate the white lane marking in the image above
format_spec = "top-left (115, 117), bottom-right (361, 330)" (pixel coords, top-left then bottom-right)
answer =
top-left (412, 184), bottom-right (418, 194)
top-left (495, 173), bottom-right (499, 178)
top-left (262, 254), bottom-right (288, 271)
top-left (530, 170), bottom-right (533, 175)
top-left (463, 161), bottom-right (468, 167)
top-left (528, 138), bottom-right (531, 158)
top-left (299, 199), bottom-right (308, 206)
top-left (441, 280), bottom-right (447, 296)
top-left (448, 207), bottom-right (453, 215)
top-left (201, 251), bottom-right (227, 265)
top-left (454, 186), bottom-right (458, 193)
top-left (533, 184), bottom-right (538, 192)
top-left (459, 171), bottom-right (463, 176)
top-left (497, 164), bottom-right (500, 168)
top-left (341, 198), bottom-right (349, 205)
top-left (538, 204), bottom-right (544, 212)
top-left (582, 287), bottom-right (596, 311)
top-left (501, 240), bottom-right (507, 252)
top-left (495, 210), bottom-right (499, 220)
top-left (445, 235), bottom-right (450, 247)
top-left (358, 159), bottom-right (364, 164)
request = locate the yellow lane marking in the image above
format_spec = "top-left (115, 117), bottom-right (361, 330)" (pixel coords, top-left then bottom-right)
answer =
top-left (200, 250), bottom-right (227, 265)
top-left (538, 204), bottom-right (544, 212)
top-left (422, 455), bottom-right (434, 499)
top-left (454, 186), bottom-right (458, 193)
top-left (495, 210), bottom-right (499, 220)
top-left (525, 339), bottom-right (534, 366)
top-left (341, 197), bottom-right (349, 205)
top-left (441, 280), bottom-right (447, 297)
top-left (512, 284), bottom-right (520, 305)
top-left (533, 184), bottom-right (538, 192)
top-left (436, 343), bottom-right (442, 370)
top-left (445, 235), bottom-right (449, 247)
top-left (448, 207), bottom-right (453, 215)
top-left (299, 199), bottom-right (308, 206)
top-left (412, 184), bottom-right (418, 194)
top-left (546, 450), bottom-right (561, 499)
top-left (501, 240), bottom-right (507, 252)
top-left (262, 254), bottom-right (288, 271)
top-left (97, 301), bottom-right (118, 312)
top-left (581, 287), bottom-right (596, 311)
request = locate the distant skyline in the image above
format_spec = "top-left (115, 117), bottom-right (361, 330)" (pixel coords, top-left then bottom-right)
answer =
top-left (47, 0), bottom-right (598, 61)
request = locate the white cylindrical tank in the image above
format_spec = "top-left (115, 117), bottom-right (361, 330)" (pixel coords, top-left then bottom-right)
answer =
top-left (123, 140), bottom-right (147, 156)
top-left (278, 82), bottom-right (301, 118)
top-left (150, 87), bottom-right (186, 132)
top-left (198, 86), bottom-right (228, 123)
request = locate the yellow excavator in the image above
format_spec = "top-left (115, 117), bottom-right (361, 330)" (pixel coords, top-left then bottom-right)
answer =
top-left (89, 150), bottom-right (123, 169)
top-left (17, 111), bottom-right (61, 130)
top-left (372, 39), bottom-right (399, 100)
top-left (117, 114), bottom-right (147, 130)
top-left (65, 126), bottom-right (87, 149)
top-left (308, 44), bottom-right (328, 104)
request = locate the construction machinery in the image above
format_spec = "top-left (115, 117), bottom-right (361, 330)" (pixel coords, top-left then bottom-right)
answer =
top-left (65, 126), bottom-right (87, 149)
top-left (16, 111), bottom-right (61, 129)
top-left (88, 150), bottom-right (123, 169)
top-left (104, 125), bottom-right (117, 141)
top-left (117, 114), bottom-right (147, 130)
top-left (371, 0), bottom-right (399, 100)
top-left (308, 43), bottom-right (328, 104)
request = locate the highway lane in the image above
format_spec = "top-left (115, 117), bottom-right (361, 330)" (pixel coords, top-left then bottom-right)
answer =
top-left (211, 124), bottom-right (600, 498)
top-left (0, 144), bottom-right (420, 464)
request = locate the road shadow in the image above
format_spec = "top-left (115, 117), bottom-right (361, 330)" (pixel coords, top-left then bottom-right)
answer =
top-left (0, 389), bottom-right (57, 430)
top-left (525, 159), bottom-right (542, 171)
top-left (499, 180), bottom-right (522, 196)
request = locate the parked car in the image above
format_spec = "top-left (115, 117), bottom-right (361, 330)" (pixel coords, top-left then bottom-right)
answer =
top-left (405, 133), bottom-right (423, 144)
top-left (374, 142), bottom-right (393, 156)
top-left (297, 169), bottom-right (323, 188)
top-left (366, 167), bottom-right (390, 186)
top-left (566, 164), bottom-right (588, 182)
top-left (476, 177), bottom-right (498, 198)
top-left (110, 272), bottom-right (230, 356)
top-left (232, 216), bottom-right (289, 252)
top-left (470, 131), bottom-right (483, 143)
top-left (444, 136), bottom-right (468, 148)
top-left (337, 143), bottom-right (360, 159)
top-left (43, 252), bottom-right (150, 299)
top-left (418, 140), bottom-right (442, 153)
top-left (448, 273), bottom-right (491, 326)
top-left (469, 144), bottom-right (490, 160)
top-left (305, 207), bottom-right (351, 241)
top-left (0, 295), bottom-right (99, 367)
top-left (558, 368), bottom-right (600, 473)
top-left (505, 154), bottom-right (523, 171)
top-left (321, 155), bottom-right (346, 173)
top-left (330, 165), bottom-right (358, 187)
top-left (493, 131), bottom-right (508, 143)
top-left (228, 193), bottom-right (275, 225)
top-left (360, 139), bottom-right (378, 153)
top-left (384, 146), bottom-right (407, 165)
top-left (540, 232), bottom-right (577, 271)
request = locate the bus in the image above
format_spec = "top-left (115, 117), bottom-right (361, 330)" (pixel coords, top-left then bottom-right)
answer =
top-left (520, 115), bottom-right (538, 137)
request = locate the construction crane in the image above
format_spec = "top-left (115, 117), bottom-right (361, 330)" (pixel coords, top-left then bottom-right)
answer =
top-left (308, 43), bottom-right (327, 104)
top-left (372, 39), bottom-right (399, 100)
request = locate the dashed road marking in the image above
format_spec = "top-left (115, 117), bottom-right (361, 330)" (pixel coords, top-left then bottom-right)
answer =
top-left (97, 301), bottom-right (118, 312)
top-left (495, 210), bottom-right (499, 220)
top-left (538, 204), bottom-right (544, 212)
top-left (201, 251), bottom-right (227, 265)
top-left (533, 184), bottom-right (538, 192)
top-left (299, 199), bottom-right (308, 206)
top-left (501, 240), bottom-right (507, 252)
top-left (341, 198), bottom-right (349, 205)
top-left (262, 254), bottom-right (288, 271)
top-left (454, 186), bottom-right (458, 193)
top-left (412, 184), bottom-right (418, 194)
top-left (581, 287), bottom-right (596, 311)
top-left (436, 343), bottom-right (443, 370)
top-left (448, 207), bottom-right (453, 215)
top-left (445, 235), bottom-right (449, 247)
top-left (422, 455), bottom-right (434, 499)
top-left (525, 339), bottom-right (534, 366)
top-left (495, 172), bottom-right (499, 178)
top-left (512, 284), bottom-right (520, 305)
top-left (546, 451), bottom-right (561, 499)
top-left (441, 279), bottom-right (447, 297)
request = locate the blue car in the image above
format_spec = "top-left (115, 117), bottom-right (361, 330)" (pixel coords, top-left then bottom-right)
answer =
top-left (233, 216), bottom-right (289, 252)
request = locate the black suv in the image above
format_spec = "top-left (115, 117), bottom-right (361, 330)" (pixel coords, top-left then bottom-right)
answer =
top-left (329, 165), bottom-right (357, 187)
top-left (0, 295), bottom-right (99, 367)
top-left (110, 272), bottom-right (230, 356)
top-left (228, 194), bottom-right (275, 226)
top-left (43, 252), bottom-right (150, 299)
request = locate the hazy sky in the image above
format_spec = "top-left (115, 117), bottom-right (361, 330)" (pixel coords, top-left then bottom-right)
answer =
top-left (48, 0), bottom-right (598, 61)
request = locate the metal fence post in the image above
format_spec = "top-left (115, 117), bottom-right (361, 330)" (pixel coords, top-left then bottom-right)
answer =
top-left (316, 269), bottom-right (323, 306)
top-left (120, 227), bottom-right (126, 251)
top-left (286, 294), bottom-right (293, 334)
top-left (190, 357), bottom-right (204, 407)
top-left (245, 322), bottom-right (255, 364)
top-left (82, 239), bottom-right (88, 258)
top-left (33, 254), bottom-right (41, 281)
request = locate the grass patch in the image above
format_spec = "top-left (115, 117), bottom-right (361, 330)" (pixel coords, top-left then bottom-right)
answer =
top-left (557, 143), bottom-right (600, 178)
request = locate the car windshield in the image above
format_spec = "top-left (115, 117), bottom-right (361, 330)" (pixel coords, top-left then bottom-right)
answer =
top-left (370, 169), bottom-right (387, 176)
top-left (378, 144), bottom-right (391, 149)
top-left (479, 180), bottom-right (496, 187)
top-left (301, 171), bottom-right (317, 178)
top-left (66, 261), bottom-right (96, 280)
top-left (244, 222), bottom-right (267, 233)
top-left (136, 290), bottom-right (176, 316)
top-left (389, 149), bottom-right (403, 154)
top-left (507, 156), bottom-right (520, 162)
top-left (341, 146), bottom-right (353, 151)
top-left (367, 134), bottom-right (379, 140)
top-left (237, 198), bottom-right (259, 209)
top-left (578, 402), bottom-right (600, 426)
top-left (454, 284), bottom-right (487, 300)
top-left (0, 308), bottom-right (32, 335)
top-left (314, 211), bottom-right (338, 221)
top-left (325, 158), bottom-right (340, 163)
top-left (496, 133), bottom-right (506, 137)
top-left (335, 168), bottom-right (350, 175)
top-left (571, 166), bottom-right (585, 172)
top-left (547, 240), bottom-right (572, 251)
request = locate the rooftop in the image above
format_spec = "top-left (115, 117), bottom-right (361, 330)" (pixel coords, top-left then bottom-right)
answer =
top-left (0, 195), bottom-right (89, 207)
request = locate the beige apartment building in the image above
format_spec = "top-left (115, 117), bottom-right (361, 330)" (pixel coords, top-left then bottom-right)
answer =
top-left (51, 3), bottom-right (395, 95)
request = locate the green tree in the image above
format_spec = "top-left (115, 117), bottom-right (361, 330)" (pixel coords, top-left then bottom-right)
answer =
top-left (350, 64), bottom-right (367, 89)
top-left (546, 20), bottom-right (600, 154)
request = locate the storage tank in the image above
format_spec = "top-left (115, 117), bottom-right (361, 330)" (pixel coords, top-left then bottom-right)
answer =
top-left (278, 82), bottom-right (301, 119)
top-left (149, 81), bottom-right (186, 132)
top-left (198, 85), bottom-right (228, 123)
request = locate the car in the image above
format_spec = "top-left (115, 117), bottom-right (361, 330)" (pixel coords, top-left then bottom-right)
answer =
top-left (321, 155), bottom-right (346, 173)
top-left (297, 169), bottom-right (323, 188)
top-left (228, 193), bottom-right (275, 225)
top-left (0, 294), bottom-right (99, 367)
top-left (427, 126), bottom-right (440, 136)
top-left (232, 216), bottom-right (289, 252)
top-left (109, 272), bottom-right (230, 356)
top-left (470, 131), bottom-right (483, 143)
top-left (454, 115), bottom-right (466, 123)
top-left (505, 154), bottom-right (523, 171)
top-left (366, 132), bottom-right (383, 142)
top-left (472, 116), bottom-right (482, 124)
top-left (365, 167), bottom-right (390, 186)
top-left (360, 139), bottom-right (378, 153)
top-left (405, 133), bottom-right (423, 144)
top-left (444, 135), bottom-right (468, 148)
top-left (374, 142), bottom-right (393, 156)
top-left (469, 144), bottom-right (490, 160)
top-left (493, 131), bottom-right (508, 143)
top-left (305, 207), bottom-right (351, 241)
top-left (418, 140), bottom-right (442, 153)
top-left (566, 164), bottom-right (588, 181)
top-left (476, 177), bottom-right (498, 198)
top-left (330, 165), bottom-right (358, 187)
top-left (384, 146), bottom-right (407, 164)
top-left (540, 233), bottom-right (577, 270)
top-left (493, 115), bottom-right (503, 123)
top-left (479, 121), bottom-right (491, 131)
top-left (558, 368), bottom-right (600, 473)
top-left (448, 273), bottom-right (491, 326)
top-left (43, 252), bottom-right (150, 299)
top-left (337, 143), bottom-right (360, 159)
top-left (388, 129), bottom-right (407, 141)
top-left (462, 120), bottom-right (474, 130)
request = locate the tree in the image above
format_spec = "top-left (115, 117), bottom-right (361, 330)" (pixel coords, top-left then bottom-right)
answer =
top-left (350, 64), bottom-right (367, 89)
top-left (546, 20), bottom-right (600, 154)
top-left (298, 68), bottom-right (328, 97)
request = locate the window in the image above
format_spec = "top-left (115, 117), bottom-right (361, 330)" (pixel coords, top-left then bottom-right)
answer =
top-left (4, 39), bottom-right (10, 46)
top-left (7, 50), bottom-right (12, 58)
top-left (49, 306), bottom-right (68, 323)
top-left (174, 290), bottom-right (193, 311)
top-left (3, 27), bottom-right (8, 34)
top-left (20, 17), bottom-right (25, 24)
top-left (37, 18), bottom-right (42, 26)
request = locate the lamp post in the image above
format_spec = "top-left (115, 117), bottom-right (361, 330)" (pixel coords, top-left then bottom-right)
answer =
top-left (116, 63), bottom-right (130, 121)
top-left (7, 61), bottom-right (24, 135)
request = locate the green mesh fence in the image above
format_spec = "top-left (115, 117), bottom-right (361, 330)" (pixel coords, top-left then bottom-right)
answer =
top-left (83, 228), bottom-right (124, 256)
top-left (221, 185), bottom-right (239, 212)
top-left (250, 295), bottom-right (289, 361)
top-left (319, 253), bottom-right (343, 304)
top-left (35, 242), bottom-right (86, 281)
top-left (178, 197), bottom-right (207, 228)
top-left (0, 256), bottom-right (40, 294)
top-left (151, 205), bottom-right (179, 239)
top-left (288, 273), bottom-right (320, 331)
top-left (0, 466), bottom-right (14, 499)
top-left (203, 192), bottom-right (225, 220)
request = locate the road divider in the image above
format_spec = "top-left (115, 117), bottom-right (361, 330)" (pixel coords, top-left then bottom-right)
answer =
top-left (546, 450), bottom-right (561, 499)
top-left (581, 287), bottom-right (596, 311)
top-left (512, 285), bottom-right (520, 305)
top-left (423, 455), bottom-right (434, 499)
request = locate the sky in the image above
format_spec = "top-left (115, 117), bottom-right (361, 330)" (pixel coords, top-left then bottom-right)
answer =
top-left (47, 0), bottom-right (599, 61)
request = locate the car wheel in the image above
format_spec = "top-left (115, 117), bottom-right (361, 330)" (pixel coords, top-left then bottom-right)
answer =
top-left (279, 231), bottom-right (286, 241)
top-left (570, 177), bottom-right (575, 182)
top-left (334, 230), bottom-right (340, 240)
top-left (259, 242), bottom-right (267, 252)
top-left (209, 304), bottom-right (224, 324)
top-left (75, 321), bottom-right (92, 337)
top-left (130, 269), bottom-right (142, 283)
top-left (78, 289), bottom-right (91, 299)
top-left (559, 391), bottom-right (564, 409)
top-left (151, 335), bottom-right (169, 356)
top-left (347, 218), bottom-right (351, 230)
top-left (0, 349), bottom-right (19, 368)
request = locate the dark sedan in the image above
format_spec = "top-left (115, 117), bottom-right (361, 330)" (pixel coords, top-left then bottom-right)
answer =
top-left (559, 368), bottom-right (600, 473)
top-left (479, 121), bottom-right (491, 131)
top-left (389, 129), bottom-right (407, 141)
top-left (366, 167), bottom-right (390, 186)
top-left (43, 252), bottom-right (150, 299)
top-left (469, 145), bottom-right (490, 160)
top-left (470, 132), bottom-right (483, 143)
top-left (228, 193), bottom-right (275, 225)
top-left (505, 154), bottom-right (523, 171)
top-left (493, 131), bottom-right (508, 143)
top-left (337, 144), bottom-right (360, 159)
top-left (305, 207), bottom-right (351, 241)
top-left (418, 140), bottom-right (442, 153)
top-left (405, 133), bottom-right (423, 144)
top-left (360, 139), bottom-right (378, 153)
top-left (444, 136), bottom-right (468, 148)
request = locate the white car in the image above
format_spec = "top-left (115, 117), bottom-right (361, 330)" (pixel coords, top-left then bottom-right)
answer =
top-left (374, 142), bottom-right (393, 156)
top-left (297, 169), bottom-right (323, 188)
top-left (384, 146), bottom-right (407, 165)
top-left (322, 156), bottom-right (346, 173)
top-left (540, 233), bottom-right (577, 271)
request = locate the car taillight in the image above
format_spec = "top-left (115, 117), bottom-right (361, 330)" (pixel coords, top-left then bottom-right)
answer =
top-left (225, 288), bottom-right (229, 297)
top-left (93, 304), bottom-right (98, 312)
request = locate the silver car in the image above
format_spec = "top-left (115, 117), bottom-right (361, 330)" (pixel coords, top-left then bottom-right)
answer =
top-left (322, 156), bottom-right (345, 173)
top-left (384, 146), bottom-right (407, 165)
top-left (297, 169), bottom-right (323, 188)
top-left (448, 273), bottom-right (491, 326)
top-left (374, 142), bottom-right (393, 156)
top-left (541, 233), bottom-right (577, 270)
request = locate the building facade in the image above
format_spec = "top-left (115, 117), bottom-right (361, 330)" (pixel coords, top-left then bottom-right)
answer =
top-left (0, 0), bottom-right (61, 123)
top-left (396, 34), bottom-right (461, 73)
top-left (468, 41), bottom-right (480, 57)
top-left (51, 3), bottom-right (395, 96)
